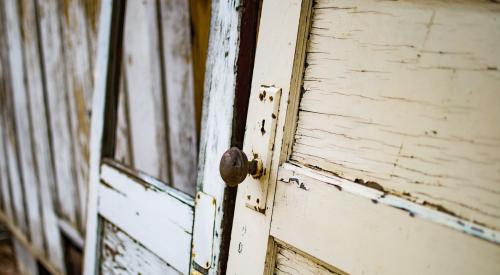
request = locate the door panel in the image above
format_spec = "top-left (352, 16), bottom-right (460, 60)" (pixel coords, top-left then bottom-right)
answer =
top-left (113, 0), bottom-right (197, 195)
top-left (272, 164), bottom-right (500, 274)
top-left (293, 0), bottom-right (500, 230)
top-left (84, 1), bottom-right (198, 274)
top-left (227, 0), bottom-right (500, 274)
top-left (98, 161), bottom-right (194, 274)
top-left (100, 219), bottom-right (182, 275)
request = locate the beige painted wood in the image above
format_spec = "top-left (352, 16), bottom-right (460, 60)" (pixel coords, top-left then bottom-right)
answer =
top-left (100, 219), bottom-right (182, 275)
top-left (228, 0), bottom-right (500, 274)
top-left (274, 243), bottom-right (343, 275)
top-left (122, 0), bottom-right (170, 183)
top-left (293, 0), bottom-right (500, 231)
top-left (227, 0), bottom-right (310, 273)
top-left (272, 165), bottom-right (500, 275)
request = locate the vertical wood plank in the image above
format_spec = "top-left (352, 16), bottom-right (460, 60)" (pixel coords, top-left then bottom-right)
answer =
top-left (159, 0), bottom-right (197, 195)
top-left (60, 0), bottom-right (96, 232)
top-left (3, 0), bottom-right (29, 238)
top-left (0, 2), bottom-right (14, 222)
top-left (123, 0), bottom-right (170, 182)
top-left (37, 0), bottom-right (79, 226)
top-left (5, 0), bottom-right (45, 255)
top-left (20, 0), bottom-right (66, 271)
top-left (83, 0), bottom-right (125, 272)
top-left (0, 117), bottom-right (14, 221)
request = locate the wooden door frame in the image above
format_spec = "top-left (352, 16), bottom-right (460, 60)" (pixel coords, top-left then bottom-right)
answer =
top-left (83, 0), bottom-right (261, 274)
top-left (192, 0), bottom-right (260, 274)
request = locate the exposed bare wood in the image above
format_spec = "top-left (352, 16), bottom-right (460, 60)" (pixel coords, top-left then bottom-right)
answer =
top-left (292, 0), bottom-right (500, 230)
top-left (274, 243), bottom-right (343, 275)
top-left (100, 219), bottom-right (182, 275)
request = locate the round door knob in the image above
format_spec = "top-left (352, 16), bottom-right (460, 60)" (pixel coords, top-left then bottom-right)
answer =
top-left (219, 147), bottom-right (262, 187)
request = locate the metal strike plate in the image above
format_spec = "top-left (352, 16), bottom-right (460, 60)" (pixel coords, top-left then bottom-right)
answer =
top-left (192, 192), bottom-right (216, 269)
top-left (243, 86), bottom-right (281, 212)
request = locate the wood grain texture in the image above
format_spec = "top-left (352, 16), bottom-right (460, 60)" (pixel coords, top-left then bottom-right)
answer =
top-left (2, 1), bottom-right (29, 237)
top-left (292, 0), bottom-right (500, 230)
top-left (37, 0), bottom-right (79, 226)
top-left (7, 0), bottom-right (46, 256)
top-left (60, 0), bottom-right (96, 231)
top-left (189, 0), bottom-right (210, 136)
top-left (100, 219), bottom-right (182, 275)
top-left (271, 165), bottom-right (500, 275)
top-left (18, 0), bottom-right (66, 269)
top-left (274, 243), bottom-right (343, 275)
top-left (0, 0), bottom-right (15, 227)
top-left (122, 0), bottom-right (170, 183)
top-left (159, 0), bottom-right (198, 195)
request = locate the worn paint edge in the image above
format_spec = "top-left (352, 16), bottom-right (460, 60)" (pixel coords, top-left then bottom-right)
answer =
top-left (101, 159), bottom-right (194, 206)
top-left (282, 162), bottom-right (500, 244)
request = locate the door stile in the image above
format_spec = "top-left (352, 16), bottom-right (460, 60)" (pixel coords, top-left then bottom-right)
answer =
top-left (226, 0), bottom-right (313, 274)
top-left (83, 0), bottom-right (125, 273)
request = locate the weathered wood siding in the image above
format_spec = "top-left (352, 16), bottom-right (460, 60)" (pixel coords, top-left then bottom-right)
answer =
top-left (292, 0), bottom-right (500, 231)
top-left (0, 0), bottom-right (209, 272)
top-left (0, 0), bottom-right (101, 273)
top-left (113, 0), bottom-right (198, 196)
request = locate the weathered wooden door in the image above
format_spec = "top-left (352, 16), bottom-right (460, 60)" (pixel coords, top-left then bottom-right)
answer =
top-left (84, 1), bottom-right (202, 274)
top-left (226, 0), bottom-right (500, 274)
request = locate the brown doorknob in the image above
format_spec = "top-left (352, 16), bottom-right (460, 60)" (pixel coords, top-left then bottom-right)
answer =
top-left (219, 147), bottom-right (262, 187)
